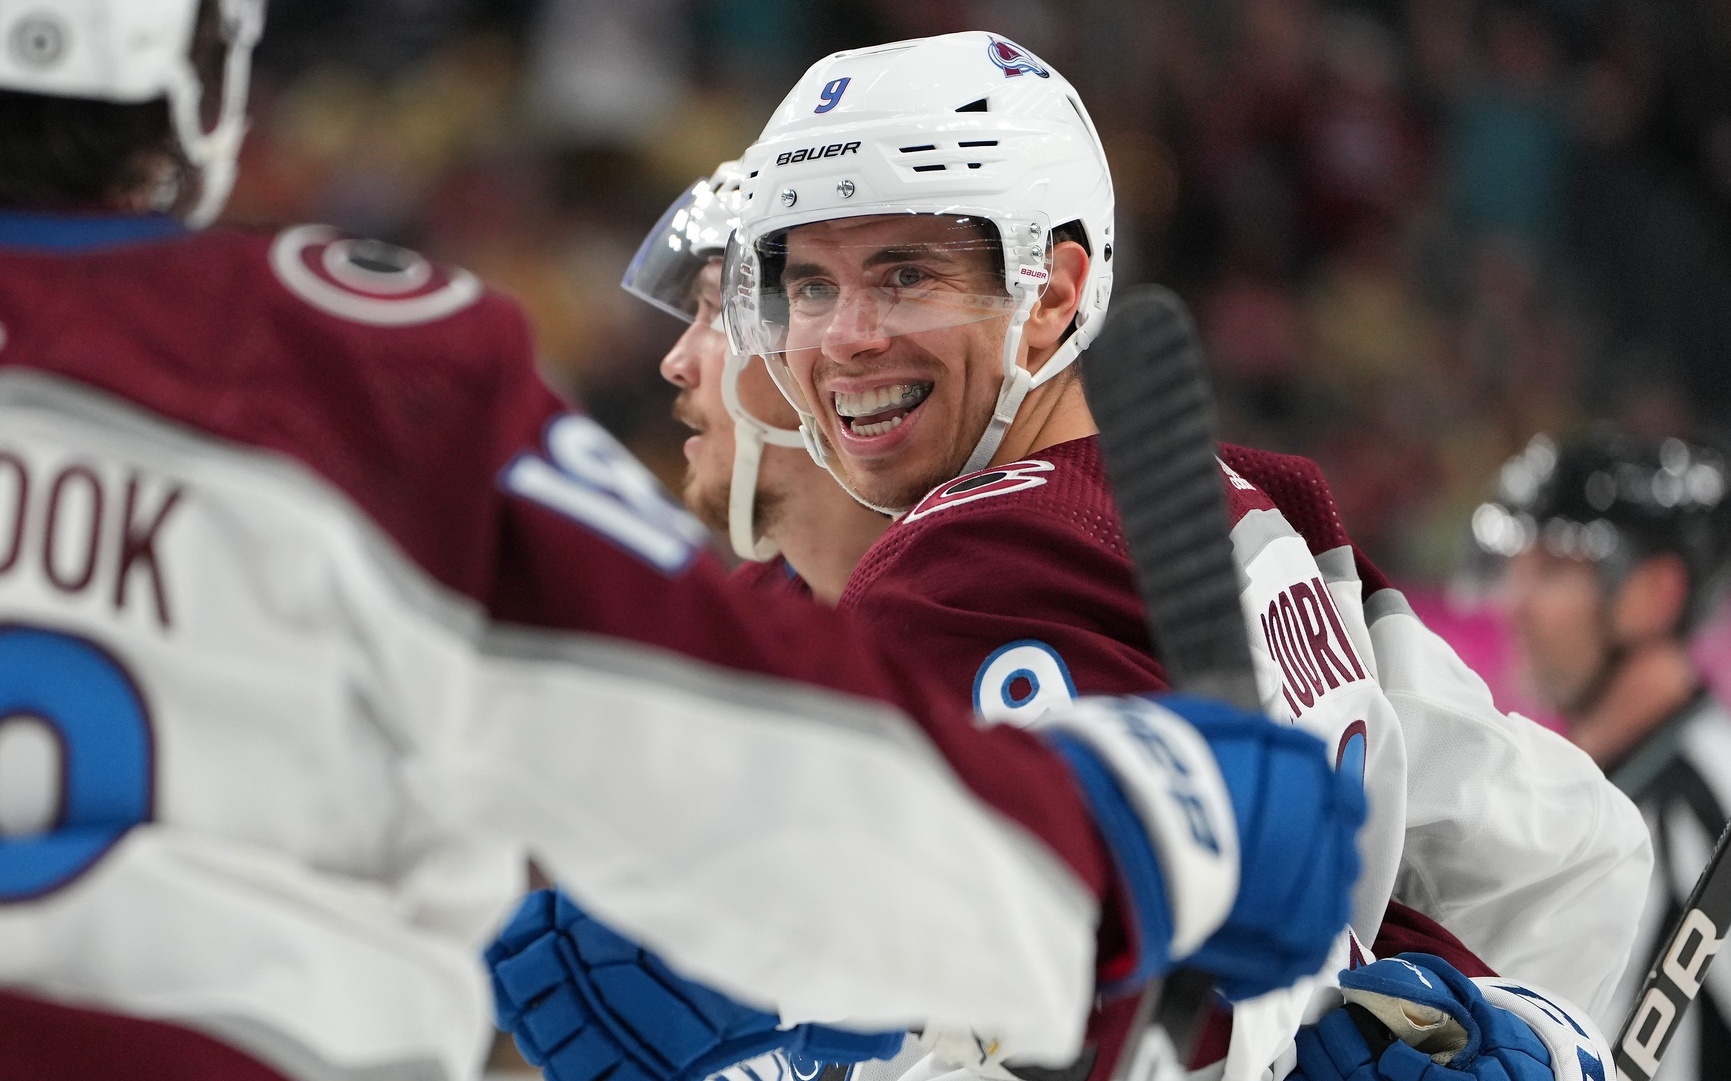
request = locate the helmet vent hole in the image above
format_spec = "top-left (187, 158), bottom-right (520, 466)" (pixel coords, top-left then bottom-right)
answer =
top-left (912, 164), bottom-right (947, 173)
top-left (958, 140), bottom-right (998, 148)
top-left (967, 163), bottom-right (983, 169)
top-left (956, 98), bottom-right (990, 112)
top-left (900, 144), bottom-right (937, 153)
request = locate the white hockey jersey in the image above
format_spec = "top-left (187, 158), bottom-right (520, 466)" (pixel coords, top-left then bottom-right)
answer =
top-left (1220, 447), bottom-right (1652, 1078)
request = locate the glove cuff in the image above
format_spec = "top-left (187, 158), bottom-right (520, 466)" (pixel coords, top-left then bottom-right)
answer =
top-left (1036, 697), bottom-right (1239, 967)
top-left (1475, 980), bottom-right (1615, 1081)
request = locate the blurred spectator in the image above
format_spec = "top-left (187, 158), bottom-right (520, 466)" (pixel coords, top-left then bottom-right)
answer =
top-left (1443, 5), bottom-right (1571, 252)
top-left (223, 0), bottom-right (1731, 579)
top-left (525, 0), bottom-right (693, 143)
top-left (1296, 12), bottom-right (1428, 255)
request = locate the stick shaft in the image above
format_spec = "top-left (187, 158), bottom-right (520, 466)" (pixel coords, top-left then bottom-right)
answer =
top-left (1613, 819), bottom-right (1731, 1081)
top-left (1081, 286), bottom-right (1253, 1075)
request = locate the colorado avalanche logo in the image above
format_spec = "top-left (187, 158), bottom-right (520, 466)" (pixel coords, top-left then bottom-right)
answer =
top-left (987, 39), bottom-right (1050, 79)
top-left (269, 225), bottom-right (482, 327)
top-left (904, 459), bottom-right (1055, 522)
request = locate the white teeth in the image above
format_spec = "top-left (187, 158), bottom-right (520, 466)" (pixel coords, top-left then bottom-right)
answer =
top-left (852, 414), bottom-right (906, 438)
top-left (833, 382), bottom-right (930, 418)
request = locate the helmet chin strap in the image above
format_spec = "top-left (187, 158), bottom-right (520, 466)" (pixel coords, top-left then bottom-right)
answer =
top-left (165, 0), bottom-right (261, 228)
top-left (727, 430), bottom-right (780, 562)
top-left (960, 297), bottom-right (1085, 476)
top-left (721, 348), bottom-right (807, 561)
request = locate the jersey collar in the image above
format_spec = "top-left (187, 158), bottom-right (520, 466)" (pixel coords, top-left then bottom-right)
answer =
top-left (0, 211), bottom-right (188, 252)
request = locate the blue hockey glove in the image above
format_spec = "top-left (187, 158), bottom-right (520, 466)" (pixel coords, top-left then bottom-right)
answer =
top-left (1038, 694), bottom-right (1365, 1001)
top-left (486, 889), bottom-right (904, 1081)
top-left (1293, 954), bottom-right (1559, 1081)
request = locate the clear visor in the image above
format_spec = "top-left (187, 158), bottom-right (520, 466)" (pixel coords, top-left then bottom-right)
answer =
top-left (722, 213), bottom-right (1045, 366)
top-left (622, 178), bottom-right (739, 322)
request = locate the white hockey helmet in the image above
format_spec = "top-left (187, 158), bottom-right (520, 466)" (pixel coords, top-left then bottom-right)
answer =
top-left (0, 0), bottom-right (266, 227)
top-left (721, 30), bottom-right (1114, 511)
top-left (624, 161), bottom-right (804, 562)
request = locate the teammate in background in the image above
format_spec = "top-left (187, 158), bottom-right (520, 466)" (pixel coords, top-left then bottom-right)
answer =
top-left (1480, 430), bottom-right (1731, 1080)
top-left (0, 5), bottom-right (1364, 1081)
top-left (720, 31), bottom-right (1648, 1081)
top-left (622, 164), bottom-right (888, 602)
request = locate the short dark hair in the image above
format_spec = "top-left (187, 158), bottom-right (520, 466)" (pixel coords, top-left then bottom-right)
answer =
top-left (0, 0), bottom-right (222, 213)
top-left (0, 91), bottom-right (181, 209)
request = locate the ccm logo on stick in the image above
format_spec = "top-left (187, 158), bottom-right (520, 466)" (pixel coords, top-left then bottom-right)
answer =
top-left (776, 141), bottom-right (861, 166)
top-left (1621, 908), bottom-right (1723, 1079)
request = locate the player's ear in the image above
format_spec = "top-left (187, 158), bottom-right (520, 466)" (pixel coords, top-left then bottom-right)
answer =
top-left (1023, 241), bottom-right (1089, 354)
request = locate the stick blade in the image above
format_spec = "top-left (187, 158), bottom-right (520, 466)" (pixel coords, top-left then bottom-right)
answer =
top-left (1081, 284), bottom-right (1257, 710)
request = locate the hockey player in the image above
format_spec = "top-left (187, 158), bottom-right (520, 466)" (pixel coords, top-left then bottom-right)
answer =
top-left (623, 163), bottom-right (888, 601)
top-left (718, 31), bottom-right (1650, 1081)
top-left (1481, 430), bottom-right (1731, 1080)
top-left (0, 5), bottom-right (1364, 1081)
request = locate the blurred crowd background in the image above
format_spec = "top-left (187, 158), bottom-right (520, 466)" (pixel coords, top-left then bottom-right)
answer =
top-left (224, 0), bottom-right (1731, 715)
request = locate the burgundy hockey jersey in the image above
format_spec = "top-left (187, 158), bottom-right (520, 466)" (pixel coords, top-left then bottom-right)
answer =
top-left (0, 215), bottom-right (1123, 1081)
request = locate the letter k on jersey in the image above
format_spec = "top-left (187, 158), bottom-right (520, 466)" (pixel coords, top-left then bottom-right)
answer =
top-left (1259, 577), bottom-right (1367, 718)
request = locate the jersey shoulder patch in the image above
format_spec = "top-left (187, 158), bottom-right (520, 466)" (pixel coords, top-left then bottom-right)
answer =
top-left (268, 224), bottom-right (483, 327)
top-left (902, 459), bottom-right (1056, 523)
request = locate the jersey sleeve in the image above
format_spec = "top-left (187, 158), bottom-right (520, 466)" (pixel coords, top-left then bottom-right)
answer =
top-left (397, 355), bottom-right (1118, 1059)
top-left (1359, 563), bottom-right (1653, 1026)
top-left (1222, 447), bottom-right (1652, 1022)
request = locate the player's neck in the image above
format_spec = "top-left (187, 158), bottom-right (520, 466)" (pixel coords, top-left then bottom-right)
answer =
top-left (989, 369), bottom-right (1097, 465)
top-left (1568, 639), bottom-right (1698, 767)
top-left (766, 465), bottom-right (890, 606)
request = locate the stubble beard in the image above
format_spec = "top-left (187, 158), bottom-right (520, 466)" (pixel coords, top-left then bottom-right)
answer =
top-left (680, 445), bottom-right (789, 552)
top-left (673, 388), bottom-right (730, 537)
top-left (683, 468), bottom-right (730, 538)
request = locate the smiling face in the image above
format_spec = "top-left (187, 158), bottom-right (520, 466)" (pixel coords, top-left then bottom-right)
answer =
top-left (774, 215), bottom-right (1017, 510)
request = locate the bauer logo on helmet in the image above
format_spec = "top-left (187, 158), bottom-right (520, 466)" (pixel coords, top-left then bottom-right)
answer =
top-left (774, 141), bottom-right (861, 167)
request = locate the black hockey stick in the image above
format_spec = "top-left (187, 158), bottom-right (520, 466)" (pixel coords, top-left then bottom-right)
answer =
top-left (1079, 285), bottom-right (1260, 1074)
top-left (1614, 818), bottom-right (1731, 1081)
